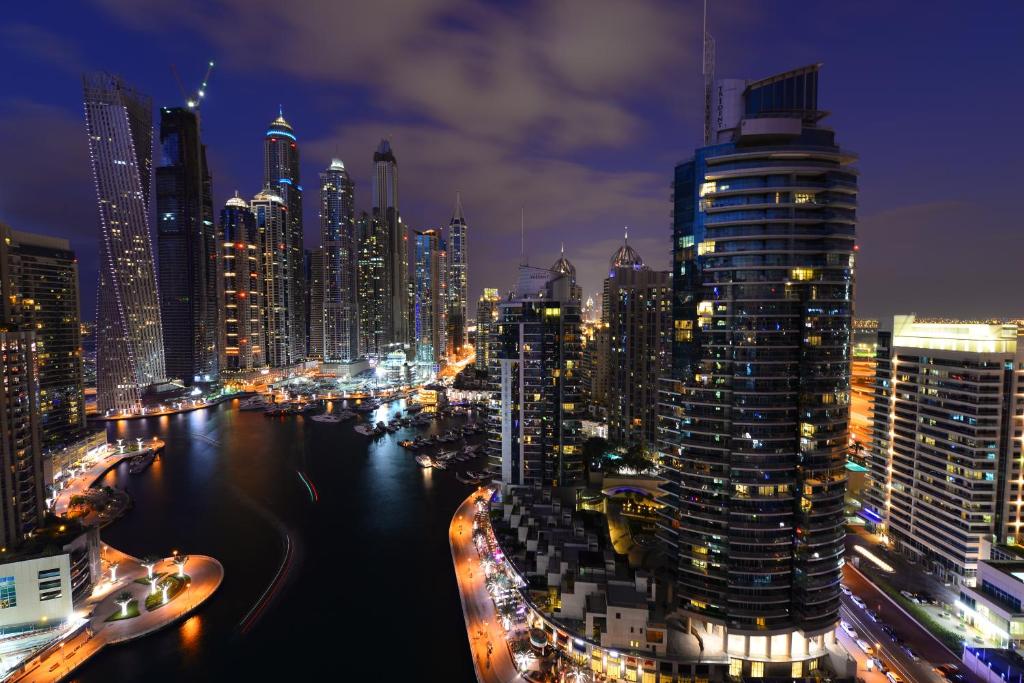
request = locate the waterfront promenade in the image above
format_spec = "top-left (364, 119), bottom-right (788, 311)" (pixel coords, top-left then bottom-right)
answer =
top-left (8, 438), bottom-right (224, 682)
top-left (450, 491), bottom-right (521, 683)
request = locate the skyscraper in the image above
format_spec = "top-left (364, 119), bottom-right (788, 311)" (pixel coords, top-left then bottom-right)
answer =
top-left (251, 188), bottom-right (288, 368)
top-left (356, 211), bottom-right (387, 358)
top-left (83, 73), bottom-right (166, 413)
top-left (156, 106), bottom-right (218, 384)
top-left (474, 288), bottom-right (500, 372)
top-left (489, 261), bottom-right (583, 489)
top-left (413, 229), bottom-right (446, 366)
top-left (863, 316), bottom-right (1024, 584)
top-left (0, 331), bottom-right (46, 548)
top-left (602, 233), bottom-right (671, 447)
top-left (0, 224), bottom-right (85, 453)
top-left (447, 193), bottom-right (468, 357)
top-left (319, 159), bottom-right (358, 362)
top-left (306, 247), bottom-right (323, 359)
top-left (264, 109), bottom-right (305, 364)
top-left (658, 64), bottom-right (856, 673)
top-left (372, 139), bottom-right (408, 348)
top-left (219, 193), bottom-right (264, 372)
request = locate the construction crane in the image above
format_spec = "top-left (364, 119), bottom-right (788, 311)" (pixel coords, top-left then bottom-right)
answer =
top-left (171, 60), bottom-right (215, 110)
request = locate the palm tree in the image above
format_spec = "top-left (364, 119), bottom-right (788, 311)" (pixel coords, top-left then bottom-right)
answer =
top-left (115, 591), bottom-right (133, 617)
top-left (173, 554), bottom-right (189, 577)
top-left (563, 658), bottom-right (592, 682)
top-left (140, 555), bottom-right (159, 579)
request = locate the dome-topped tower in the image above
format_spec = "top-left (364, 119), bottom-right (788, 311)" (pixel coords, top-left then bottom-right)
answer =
top-left (610, 227), bottom-right (644, 273)
top-left (268, 105), bottom-right (293, 133)
top-left (551, 243), bottom-right (576, 279)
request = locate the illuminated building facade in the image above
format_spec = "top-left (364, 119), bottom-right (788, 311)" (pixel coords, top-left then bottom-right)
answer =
top-left (864, 316), bottom-right (1024, 585)
top-left (603, 234), bottom-right (671, 447)
top-left (357, 211), bottom-right (388, 358)
top-left (373, 139), bottom-right (409, 347)
top-left (447, 194), bottom-right (468, 356)
top-left (489, 263), bottom-right (582, 489)
top-left (658, 64), bottom-right (857, 670)
top-left (319, 159), bottom-right (358, 362)
top-left (413, 229), bottom-right (446, 366)
top-left (0, 331), bottom-right (45, 547)
top-left (306, 248), bottom-right (323, 359)
top-left (0, 225), bottom-right (85, 454)
top-left (474, 288), bottom-right (500, 372)
top-left (83, 73), bottom-right (167, 413)
top-left (251, 189), bottom-right (288, 368)
top-left (219, 193), bottom-right (264, 371)
top-left (156, 106), bottom-right (218, 384)
top-left (264, 110), bottom-right (305, 364)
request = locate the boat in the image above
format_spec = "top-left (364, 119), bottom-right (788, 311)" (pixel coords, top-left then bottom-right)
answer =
top-left (456, 472), bottom-right (480, 485)
top-left (399, 439), bottom-right (415, 448)
top-left (264, 407), bottom-right (287, 416)
top-left (432, 461), bottom-right (447, 470)
top-left (311, 414), bottom-right (342, 423)
top-left (355, 401), bottom-right (379, 413)
top-left (239, 396), bottom-right (269, 411)
top-left (415, 455), bottom-right (432, 468)
top-left (128, 449), bottom-right (156, 474)
top-left (354, 424), bottom-right (376, 436)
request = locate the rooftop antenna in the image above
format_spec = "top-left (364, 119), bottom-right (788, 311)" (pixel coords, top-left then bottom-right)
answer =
top-left (624, 226), bottom-right (629, 244)
top-left (171, 60), bottom-right (215, 111)
top-left (702, 0), bottom-right (715, 145)
top-left (520, 208), bottom-right (526, 266)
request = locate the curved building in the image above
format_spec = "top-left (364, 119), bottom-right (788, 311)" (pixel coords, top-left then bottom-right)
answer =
top-left (659, 64), bottom-right (857, 675)
top-left (82, 73), bottom-right (166, 413)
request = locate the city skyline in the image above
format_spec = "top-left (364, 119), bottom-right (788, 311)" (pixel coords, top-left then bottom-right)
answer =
top-left (2, 3), bottom-right (1022, 323)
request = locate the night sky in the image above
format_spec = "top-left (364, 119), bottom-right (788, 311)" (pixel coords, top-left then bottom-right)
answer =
top-left (1, 1), bottom-right (1021, 322)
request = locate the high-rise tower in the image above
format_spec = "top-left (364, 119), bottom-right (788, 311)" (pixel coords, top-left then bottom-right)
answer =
top-left (658, 64), bottom-right (856, 674)
top-left (357, 211), bottom-right (388, 359)
top-left (319, 159), bottom-right (358, 362)
top-left (264, 109), bottom-right (305, 364)
top-left (83, 73), bottom-right (167, 414)
top-left (219, 193), bottom-right (264, 372)
top-left (413, 229), bottom-right (446, 366)
top-left (0, 224), bottom-right (85, 453)
top-left (447, 193), bottom-right (468, 357)
top-left (602, 232), bottom-right (671, 448)
top-left (474, 288), bottom-right (500, 372)
top-left (372, 139), bottom-right (408, 349)
top-left (156, 106), bottom-right (218, 384)
top-left (251, 188), bottom-right (289, 368)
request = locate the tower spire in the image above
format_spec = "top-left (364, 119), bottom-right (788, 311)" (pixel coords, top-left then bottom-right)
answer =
top-left (453, 191), bottom-right (464, 221)
top-left (624, 226), bottom-right (629, 244)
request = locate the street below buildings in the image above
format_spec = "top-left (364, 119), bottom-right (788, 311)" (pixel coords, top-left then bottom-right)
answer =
top-left (450, 491), bottom-right (521, 683)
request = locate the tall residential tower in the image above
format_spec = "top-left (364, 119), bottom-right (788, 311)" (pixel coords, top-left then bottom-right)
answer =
top-left (83, 73), bottom-right (166, 413)
top-left (373, 139), bottom-right (408, 349)
top-left (447, 193), bottom-right (468, 357)
top-left (156, 106), bottom-right (218, 384)
top-left (319, 159), bottom-right (358, 362)
top-left (264, 110), bottom-right (305, 364)
top-left (658, 64), bottom-right (857, 675)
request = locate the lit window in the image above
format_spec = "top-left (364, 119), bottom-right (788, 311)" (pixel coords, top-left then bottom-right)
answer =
top-left (729, 659), bottom-right (742, 677)
top-left (751, 661), bottom-right (764, 678)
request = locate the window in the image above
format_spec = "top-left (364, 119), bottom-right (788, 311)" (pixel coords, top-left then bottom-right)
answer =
top-left (0, 577), bottom-right (15, 609)
top-left (729, 659), bottom-right (742, 677)
top-left (794, 192), bottom-right (815, 204)
top-left (751, 661), bottom-right (764, 678)
top-left (40, 589), bottom-right (62, 602)
top-left (37, 568), bottom-right (60, 580)
top-left (38, 579), bottom-right (61, 591)
top-left (792, 661), bottom-right (803, 677)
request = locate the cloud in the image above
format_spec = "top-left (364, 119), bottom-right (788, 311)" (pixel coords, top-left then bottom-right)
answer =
top-left (95, 0), bottom-right (699, 150)
top-left (0, 24), bottom-right (88, 72)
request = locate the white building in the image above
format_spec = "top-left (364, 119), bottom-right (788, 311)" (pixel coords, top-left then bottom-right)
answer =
top-left (865, 316), bottom-right (1024, 584)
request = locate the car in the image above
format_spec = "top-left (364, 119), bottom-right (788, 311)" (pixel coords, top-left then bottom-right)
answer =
top-left (936, 664), bottom-right (959, 676)
top-left (887, 672), bottom-right (903, 683)
top-left (866, 609), bottom-right (881, 622)
top-left (902, 645), bottom-right (920, 662)
top-left (851, 595), bottom-right (866, 609)
top-left (880, 623), bottom-right (896, 637)
top-left (841, 584), bottom-right (853, 596)
top-left (840, 621), bottom-right (858, 638)
top-left (868, 657), bottom-right (886, 673)
top-left (856, 639), bottom-right (874, 655)
top-left (899, 590), bottom-right (920, 603)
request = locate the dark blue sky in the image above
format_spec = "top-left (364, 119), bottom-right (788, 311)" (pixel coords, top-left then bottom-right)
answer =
top-left (1, 1), bottom-right (1021, 321)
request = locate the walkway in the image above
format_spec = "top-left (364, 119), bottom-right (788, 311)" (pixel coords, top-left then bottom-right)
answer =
top-left (7, 438), bottom-right (223, 683)
top-left (450, 490), bottom-right (521, 683)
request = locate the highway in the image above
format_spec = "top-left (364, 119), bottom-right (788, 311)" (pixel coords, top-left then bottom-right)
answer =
top-left (842, 564), bottom-right (978, 683)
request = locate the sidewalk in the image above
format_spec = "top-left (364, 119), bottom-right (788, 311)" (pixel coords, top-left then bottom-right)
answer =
top-left (450, 490), bottom-right (522, 683)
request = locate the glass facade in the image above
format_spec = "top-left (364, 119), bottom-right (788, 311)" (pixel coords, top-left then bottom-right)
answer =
top-left (659, 64), bottom-right (857, 639)
top-left (219, 194), bottom-right (264, 372)
top-left (319, 160), bottom-right (358, 362)
top-left (156, 106), bottom-right (218, 384)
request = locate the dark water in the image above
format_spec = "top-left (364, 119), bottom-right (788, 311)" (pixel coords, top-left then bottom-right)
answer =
top-left (72, 399), bottom-right (479, 681)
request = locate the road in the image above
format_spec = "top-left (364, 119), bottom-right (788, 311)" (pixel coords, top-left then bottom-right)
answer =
top-left (843, 564), bottom-right (979, 683)
top-left (450, 491), bottom-right (521, 683)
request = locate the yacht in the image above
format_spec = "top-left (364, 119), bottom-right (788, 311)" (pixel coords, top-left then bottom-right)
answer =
top-left (311, 414), bottom-right (342, 423)
top-left (415, 455), bottom-right (432, 468)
